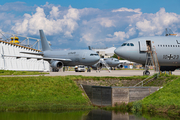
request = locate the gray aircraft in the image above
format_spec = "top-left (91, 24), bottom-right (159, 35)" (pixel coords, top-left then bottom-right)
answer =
top-left (91, 58), bottom-right (120, 70)
top-left (21, 30), bottom-right (100, 72)
top-left (114, 36), bottom-right (180, 75)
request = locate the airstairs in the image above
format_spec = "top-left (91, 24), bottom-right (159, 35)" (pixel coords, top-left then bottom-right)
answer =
top-left (145, 47), bottom-right (160, 73)
top-left (101, 59), bottom-right (111, 72)
top-left (134, 47), bottom-right (160, 87)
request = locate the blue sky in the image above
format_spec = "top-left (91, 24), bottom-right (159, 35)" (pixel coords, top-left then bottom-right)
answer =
top-left (0, 0), bottom-right (180, 50)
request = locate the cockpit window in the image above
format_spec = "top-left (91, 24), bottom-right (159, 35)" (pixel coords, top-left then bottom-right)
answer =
top-left (121, 43), bottom-right (134, 46)
top-left (121, 43), bottom-right (127, 46)
top-left (90, 53), bottom-right (99, 56)
top-left (130, 43), bottom-right (134, 46)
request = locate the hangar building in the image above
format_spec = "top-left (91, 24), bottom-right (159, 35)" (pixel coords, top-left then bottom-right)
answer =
top-left (0, 33), bottom-right (50, 71)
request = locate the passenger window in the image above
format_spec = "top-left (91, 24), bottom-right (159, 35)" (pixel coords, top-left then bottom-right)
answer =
top-left (160, 45), bottom-right (162, 47)
top-left (168, 45), bottom-right (170, 47)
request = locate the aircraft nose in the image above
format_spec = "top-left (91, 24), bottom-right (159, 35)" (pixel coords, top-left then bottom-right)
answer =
top-left (114, 47), bottom-right (121, 56)
top-left (114, 47), bottom-right (125, 58)
top-left (96, 55), bottom-right (100, 62)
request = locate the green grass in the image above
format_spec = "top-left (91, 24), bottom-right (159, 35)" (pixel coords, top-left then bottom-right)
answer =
top-left (142, 75), bottom-right (180, 106)
top-left (0, 70), bottom-right (49, 75)
top-left (0, 74), bottom-right (179, 113)
top-left (0, 76), bottom-right (91, 111)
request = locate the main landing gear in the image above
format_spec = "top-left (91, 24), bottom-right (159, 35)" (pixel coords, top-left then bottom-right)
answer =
top-left (87, 66), bottom-right (91, 72)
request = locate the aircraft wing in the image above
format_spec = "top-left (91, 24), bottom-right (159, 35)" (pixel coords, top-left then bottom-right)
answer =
top-left (2, 55), bottom-right (72, 62)
top-left (2, 54), bottom-right (43, 60)
top-left (20, 52), bottom-right (44, 56)
top-left (43, 57), bottom-right (72, 62)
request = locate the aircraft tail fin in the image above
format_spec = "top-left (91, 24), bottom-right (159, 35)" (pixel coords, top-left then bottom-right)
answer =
top-left (39, 30), bottom-right (51, 51)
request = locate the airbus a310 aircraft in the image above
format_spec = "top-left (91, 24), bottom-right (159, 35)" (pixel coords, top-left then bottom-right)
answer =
top-left (114, 35), bottom-right (180, 75)
top-left (21, 30), bottom-right (100, 72)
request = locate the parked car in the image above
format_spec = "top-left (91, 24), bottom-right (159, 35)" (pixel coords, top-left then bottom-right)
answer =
top-left (75, 65), bottom-right (86, 72)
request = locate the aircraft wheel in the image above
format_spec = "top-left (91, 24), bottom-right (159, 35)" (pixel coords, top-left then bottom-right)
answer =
top-left (143, 71), bottom-right (150, 75)
top-left (87, 68), bottom-right (91, 72)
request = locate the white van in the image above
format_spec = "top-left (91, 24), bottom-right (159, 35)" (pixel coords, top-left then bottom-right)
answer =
top-left (75, 65), bottom-right (86, 72)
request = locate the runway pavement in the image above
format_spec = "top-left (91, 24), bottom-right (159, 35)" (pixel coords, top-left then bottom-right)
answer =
top-left (44, 70), bottom-right (180, 77)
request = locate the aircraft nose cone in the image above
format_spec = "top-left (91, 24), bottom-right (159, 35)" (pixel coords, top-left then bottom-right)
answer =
top-left (114, 47), bottom-right (121, 56)
top-left (114, 47), bottom-right (125, 58)
top-left (96, 56), bottom-right (100, 62)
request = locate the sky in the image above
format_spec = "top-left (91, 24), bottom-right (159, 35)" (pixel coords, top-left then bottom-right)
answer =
top-left (0, 0), bottom-right (180, 50)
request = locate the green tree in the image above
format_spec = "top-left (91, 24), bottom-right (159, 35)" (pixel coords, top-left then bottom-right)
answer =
top-left (112, 54), bottom-right (124, 60)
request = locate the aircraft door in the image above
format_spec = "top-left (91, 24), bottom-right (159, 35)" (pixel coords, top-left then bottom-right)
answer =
top-left (139, 40), bottom-right (147, 51)
top-left (82, 52), bottom-right (86, 59)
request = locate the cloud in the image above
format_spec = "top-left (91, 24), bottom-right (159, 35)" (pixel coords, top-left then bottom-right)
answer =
top-left (135, 8), bottom-right (180, 36)
top-left (11, 6), bottom-right (80, 38)
top-left (0, 2), bottom-right (180, 49)
top-left (0, 2), bottom-right (36, 12)
top-left (112, 7), bottom-right (142, 14)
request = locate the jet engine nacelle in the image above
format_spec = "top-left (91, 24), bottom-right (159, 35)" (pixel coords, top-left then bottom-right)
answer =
top-left (117, 64), bottom-right (123, 68)
top-left (91, 62), bottom-right (103, 70)
top-left (51, 61), bottom-right (64, 72)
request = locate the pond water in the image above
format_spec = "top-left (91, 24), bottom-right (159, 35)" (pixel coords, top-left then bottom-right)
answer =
top-left (0, 109), bottom-right (175, 120)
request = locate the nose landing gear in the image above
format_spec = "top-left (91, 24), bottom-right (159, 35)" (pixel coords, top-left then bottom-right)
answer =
top-left (143, 65), bottom-right (150, 75)
top-left (143, 70), bottom-right (150, 75)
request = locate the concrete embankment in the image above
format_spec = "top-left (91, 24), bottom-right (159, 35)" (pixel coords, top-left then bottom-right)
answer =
top-left (82, 85), bottom-right (159, 107)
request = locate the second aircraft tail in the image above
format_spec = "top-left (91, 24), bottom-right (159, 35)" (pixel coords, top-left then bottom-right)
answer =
top-left (39, 30), bottom-right (51, 51)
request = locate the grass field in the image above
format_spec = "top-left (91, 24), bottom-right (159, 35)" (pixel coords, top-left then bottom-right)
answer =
top-left (0, 76), bottom-right (91, 111)
top-left (0, 70), bottom-right (49, 75)
top-left (0, 74), bottom-right (180, 114)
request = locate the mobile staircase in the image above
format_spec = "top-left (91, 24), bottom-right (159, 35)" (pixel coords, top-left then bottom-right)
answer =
top-left (134, 47), bottom-right (160, 86)
top-left (101, 59), bottom-right (111, 72)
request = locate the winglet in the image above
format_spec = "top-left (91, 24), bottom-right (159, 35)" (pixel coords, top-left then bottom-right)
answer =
top-left (39, 30), bottom-right (51, 51)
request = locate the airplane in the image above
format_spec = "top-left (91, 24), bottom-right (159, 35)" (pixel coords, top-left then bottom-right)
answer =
top-left (91, 58), bottom-right (120, 71)
top-left (21, 30), bottom-right (100, 72)
top-left (114, 35), bottom-right (180, 75)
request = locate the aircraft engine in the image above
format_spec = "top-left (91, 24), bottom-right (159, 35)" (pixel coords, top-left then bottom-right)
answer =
top-left (91, 62), bottom-right (103, 70)
top-left (51, 61), bottom-right (64, 72)
top-left (117, 64), bottom-right (123, 68)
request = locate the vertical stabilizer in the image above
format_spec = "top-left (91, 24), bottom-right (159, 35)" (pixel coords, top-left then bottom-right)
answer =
top-left (39, 30), bottom-right (51, 51)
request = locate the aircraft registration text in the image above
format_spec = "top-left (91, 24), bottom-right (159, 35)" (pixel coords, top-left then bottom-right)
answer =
top-left (68, 52), bottom-right (76, 54)
top-left (163, 54), bottom-right (179, 60)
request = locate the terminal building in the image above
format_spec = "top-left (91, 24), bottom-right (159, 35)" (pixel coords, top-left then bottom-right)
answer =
top-left (0, 32), bottom-right (50, 71)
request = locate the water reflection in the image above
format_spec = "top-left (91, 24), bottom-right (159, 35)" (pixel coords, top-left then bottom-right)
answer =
top-left (83, 110), bottom-right (146, 120)
top-left (0, 110), bottom-right (172, 120)
top-left (0, 111), bottom-right (87, 120)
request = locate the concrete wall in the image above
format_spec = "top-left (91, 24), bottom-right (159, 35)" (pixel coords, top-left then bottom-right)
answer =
top-left (82, 85), bottom-right (159, 107)
top-left (0, 41), bottom-right (50, 71)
